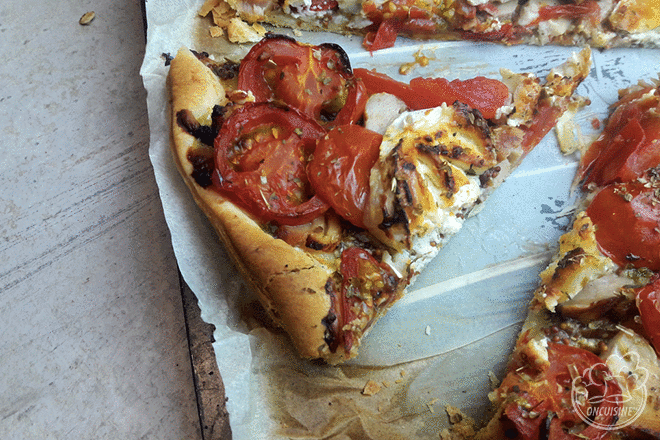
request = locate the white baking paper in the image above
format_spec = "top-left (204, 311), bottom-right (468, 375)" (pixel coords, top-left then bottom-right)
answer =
top-left (140, 1), bottom-right (660, 437)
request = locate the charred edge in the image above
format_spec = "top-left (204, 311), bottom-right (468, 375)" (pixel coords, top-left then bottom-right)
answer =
top-left (553, 248), bottom-right (586, 278)
top-left (186, 149), bottom-right (215, 188)
top-left (453, 101), bottom-right (491, 139)
top-left (176, 109), bottom-right (218, 147)
top-left (305, 239), bottom-right (326, 251)
top-left (440, 163), bottom-right (456, 195)
top-left (210, 60), bottom-right (240, 80)
top-left (162, 52), bottom-right (174, 66)
top-left (318, 42), bottom-right (353, 75)
top-left (190, 49), bottom-right (240, 80)
top-left (479, 166), bottom-right (501, 187)
top-left (321, 279), bottom-right (340, 353)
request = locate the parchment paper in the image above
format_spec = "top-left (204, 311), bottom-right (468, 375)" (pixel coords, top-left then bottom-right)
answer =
top-left (139, 1), bottom-right (660, 437)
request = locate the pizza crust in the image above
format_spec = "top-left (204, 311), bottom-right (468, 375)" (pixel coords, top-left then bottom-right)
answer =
top-left (168, 47), bottom-right (337, 361)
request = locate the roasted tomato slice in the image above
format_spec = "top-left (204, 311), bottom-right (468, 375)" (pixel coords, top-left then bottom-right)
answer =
top-left (362, 0), bottom-right (436, 51)
top-left (237, 35), bottom-right (364, 125)
top-left (579, 89), bottom-right (660, 187)
top-left (636, 275), bottom-right (660, 354)
top-left (501, 343), bottom-right (621, 440)
top-left (354, 68), bottom-right (509, 119)
top-left (337, 247), bottom-right (398, 353)
top-left (534, 0), bottom-right (601, 26)
top-left (308, 125), bottom-right (383, 228)
top-left (213, 102), bottom-right (329, 225)
top-left (363, 19), bottom-right (401, 51)
top-left (586, 177), bottom-right (660, 271)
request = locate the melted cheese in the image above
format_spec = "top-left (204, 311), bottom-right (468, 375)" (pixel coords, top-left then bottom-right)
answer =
top-left (364, 105), bottom-right (487, 276)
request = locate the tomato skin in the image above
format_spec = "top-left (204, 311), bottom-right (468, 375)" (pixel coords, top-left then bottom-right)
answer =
top-left (536, 0), bottom-right (601, 25)
top-left (579, 91), bottom-right (660, 187)
top-left (586, 180), bottom-right (660, 271)
top-left (213, 102), bottom-right (330, 225)
top-left (308, 125), bottom-right (383, 228)
top-left (501, 343), bottom-right (621, 440)
top-left (363, 19), bottom-right (400, 51)
top-left (520, 102), bottom-right (563, 155)
top-left (409, 76), bottom-right (509, 120)
top-left (354, 68), bottom-right (509, 120)
top-left (237, 35), bottom-right (363, 125)
top-left (636, 275), bottom-right (660, 354)
top-left (337, 247), bottom-right (397, 353)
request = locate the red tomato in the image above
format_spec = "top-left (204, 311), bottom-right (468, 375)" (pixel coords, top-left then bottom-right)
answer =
top-left (361, 0), bottom-right (436, 51)
top-left (237, 35), bottom-right (364, 125)
top-left (409, 76), bottom-right (510, 120)
top-left (520, 102), bottom-right (563, 155)
top-left (535, 0), bottom-right (601, 26)
top-left (354, 68), bottom-right (509, 120)
top-left (636, 275), bottom-right (660, 354)
top-left (586, 179), bottom-right (660, 271)
top-left (308, 125), bottom-right (383, 228)
top-left (309, 0), bottom-right (338, 11)
top-left (213, 102), bottom-right (329, 225)
top-left (363, 19), bottom-right (400, 51)
top-left (338, 247), bottom-right (397, 353)
top-left (354, 68), bottom-right (419, 105)
top-left (579, 91), bottom-right (660, 187)
top-left (501, 343), bottom-right (621, 440)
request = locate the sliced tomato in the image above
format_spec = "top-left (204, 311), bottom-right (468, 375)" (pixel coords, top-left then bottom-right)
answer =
top-left (361, 0), bottom-right (436, 51)
top-left (535, 0), bottom-right (601, 26)
top-left (363, 19), bottom-right (400, 51)
top-left (520, 102), bottom-right (563, 155)
top-left (237, 35), bottom-right (364, 125)
top-left (636, 275), bottom-right (660, 354)
top-left (354, 68), bottom-right (509, 119)
top-left (501, 343), bottom-right (621, 440)
top-left (579, 92), bottom-right (660, 187)
top-left (409, 76), bottom-right (510, 119)
top-left (308, 125), bottom-right (383, 228)
top-left (338, 247), bottom-right (398, 353)
top-left (586, 179), bottom-right (660, 271)
top-left (213, 102), bottom-right (329, 225)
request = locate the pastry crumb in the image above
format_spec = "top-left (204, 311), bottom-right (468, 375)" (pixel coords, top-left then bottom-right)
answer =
top-left (79, 11), bottom-right (95, 25)
top-left (440, 406), bottom-right (478, 439)
top-left (362, 380), bottom-right (382, 396)
top-left (488, 371), bottom-right (500, 389)
top-left (199, 0), bottom-right (221, 16)
top-left (227, 18), bottom-right (266, 43)
top-left (209, 26), bottom-right (225, 38)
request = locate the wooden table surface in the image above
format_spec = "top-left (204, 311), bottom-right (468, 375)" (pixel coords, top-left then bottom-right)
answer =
top-left (0, 1), bottom-right (228, 438)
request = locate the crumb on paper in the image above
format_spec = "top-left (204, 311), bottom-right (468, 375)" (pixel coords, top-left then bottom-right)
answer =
top-left (381, 380), bottom-right (390, 388)
top-left (228, 18), bottom-right (266, 43)
top-left (79, 11), bottom-right (95, 25)
top-left (440, 406), bottom-right (478, 439)
top-left (426, 398), bottom-right (439, 413)
top-left (488, 371), bottom-right (500, 389)
top-left (362, 380), bottom-right (382, 396)
top-left (209, 26), bottom-right (225, 38)
top-left (446, 405), bottom-right (464, 424)
top-left (425, 325), bottom-right (431, 335)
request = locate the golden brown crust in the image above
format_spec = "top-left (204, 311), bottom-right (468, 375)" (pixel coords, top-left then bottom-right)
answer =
top-left (168, 47), bottom-right (335, 361)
